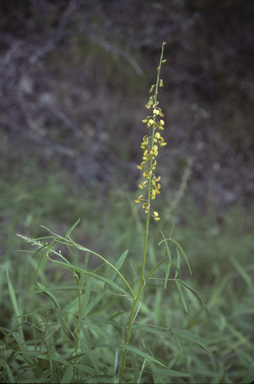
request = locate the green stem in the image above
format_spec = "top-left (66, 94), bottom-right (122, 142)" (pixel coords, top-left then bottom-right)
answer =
top-left (119, 42), bottom-right (165, 384)
top-left (72, 274), bottom-right (81, 380)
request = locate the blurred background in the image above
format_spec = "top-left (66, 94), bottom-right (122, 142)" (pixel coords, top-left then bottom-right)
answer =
top-left (1, 0), bottom-right (254, 381)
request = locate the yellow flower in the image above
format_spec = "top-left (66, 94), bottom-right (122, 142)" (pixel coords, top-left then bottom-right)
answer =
top-left (147, 119), bottom-right (154, 127)
top-left (139, 181), bottom-right (148, 189)
top-left (134, 195), bottom-right (144, 204)
top-left (137, 161), bottom-right (147, 170)
top-left (153, 211), bottom-right (160, 221)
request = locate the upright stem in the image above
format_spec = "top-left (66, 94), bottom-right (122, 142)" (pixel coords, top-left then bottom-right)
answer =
top-left (72, 274), bottom-right (81, 380)
top-left (119, 42), bottom-right (165, 384)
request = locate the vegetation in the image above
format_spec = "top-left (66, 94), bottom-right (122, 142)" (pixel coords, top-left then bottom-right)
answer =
top-left (1, 1), bottom-right (254, 383)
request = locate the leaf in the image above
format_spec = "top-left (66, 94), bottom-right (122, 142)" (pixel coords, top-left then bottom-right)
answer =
top-left (171, 328), bottom-right (212, 356)
top-left (65, 218), bottom-right (81, 239)
top-left (85, 320), bottom-right (119, 345)
top-left (164, 262), bottom-right (171, 289)
top-left (169, 220), bottom-right (175, 238)
top-left (48, 260), bottom-right (128, 295)
top-left (159, 232), bottom-right (171, 260)
top-left (63, 293), bottom-right (103, 315)
top-left (169, 238), bottom-right (192, 275)
top-left (174, 248), bottom-right (180, 279)
top-left (60, 365), bottom-right (73, 383)
top-left (153, 368), bottom-right (190, 377)
top-left (181, 280), bottom-right (210, 321)
top-left (13, 306), bottom-right (53, 319)
top-left (36, 282), bottom-right (60, 309)
top-left (120, 344), bottom-right (166, 367)
top-left (230, 256), bottom-right (254, 293)
top-left (6, 270), bottom-right (22, 326)
top-left (0, 359), bottom-right (15, 383)
top-left (74, 276), bottom-right (91, 333)
top-left (104, 250), bottom-right (128, 291)
top-left (175, 280), bottom-right (188, 313)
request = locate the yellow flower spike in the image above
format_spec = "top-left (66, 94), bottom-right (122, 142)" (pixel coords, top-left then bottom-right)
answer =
top-left (134, 42), bottom-right (167, 223)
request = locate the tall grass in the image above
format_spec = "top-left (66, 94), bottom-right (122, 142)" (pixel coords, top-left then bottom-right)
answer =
top-left (1, 42), bottom-right (254, 384)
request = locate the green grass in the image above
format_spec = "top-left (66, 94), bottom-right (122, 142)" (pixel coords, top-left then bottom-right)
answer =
top-left (1, 44), bottom-right (254, 382)
top-left (1, 151), bottom-right (254, 383)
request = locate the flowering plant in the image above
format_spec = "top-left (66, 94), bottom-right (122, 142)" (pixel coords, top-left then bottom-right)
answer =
top-left (1, 42), bottom-right (210, 384)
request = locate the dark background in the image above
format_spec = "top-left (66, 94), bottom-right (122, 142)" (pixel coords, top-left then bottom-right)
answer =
top-left (1, 0), bottom-right (254, 273)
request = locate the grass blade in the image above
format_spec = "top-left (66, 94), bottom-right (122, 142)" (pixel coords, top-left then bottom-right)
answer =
top-left (120, 344), bottom-right (166, 367)
top-left (65, 218), bottom-right (81, 239)
top-left (169, 238), bottom-right (192, 276)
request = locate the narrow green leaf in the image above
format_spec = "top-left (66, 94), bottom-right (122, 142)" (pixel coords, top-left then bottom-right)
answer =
top-left (159, 232), bottom-right (171, 260)
top-left (171, 328), bottom-right (212, 355)
top-left (60, 365), bottom-right (73, 383)
top-left (87, 316), bottom-right (122, 330)
top-left (174, 248), bottom-right (180, 279)
top-left (6, 271), bottom-right (21, 324)
top-left (175, 280), bottom-right (188, 313)
top-left (74, 276), bottom-right (91, 333)
top-left (120, 344), bottom-right (166, 367)
top-left (13, 306), bottom-right (53, 319)
top-left (85, 320), bottom-right (119, 345)
top-left (0, 359), bottom-right (15, 383)
top-left (48, 259), bottom-right (128, 295)
top-left (230, 256), bottom-right (254, 293)
top-left (169, 220), bottom-right (175, 238)
top-left (104, 250), bottom-right (128, 291)
top-left (63, 293), bottom-right (103, 315)
top-left (65, 218), bottom-right (81, 239)
top-left (153, 368), bottom-right (190, 377)
top-left (164, 262), bottom-right (171, 289)
top-left (171, 262), bottom-right (182, 284)
top-left (169, 239), bottom-right (192, 275)
top-left (79, 333), bottom-right (99, 375)
top-left (181, 280), bottom-right (210, 321)
top-left (35, 228), bottom-right (135, 297)
top-left (36, 282), bottom-right (60, 309)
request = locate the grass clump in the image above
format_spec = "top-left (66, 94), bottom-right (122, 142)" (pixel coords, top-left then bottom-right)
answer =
top-left (1, 42), bottom-right (211, 383)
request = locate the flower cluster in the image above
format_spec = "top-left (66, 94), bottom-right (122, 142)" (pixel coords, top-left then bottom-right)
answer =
top-left (135, 44), bottom-right (167, 221)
